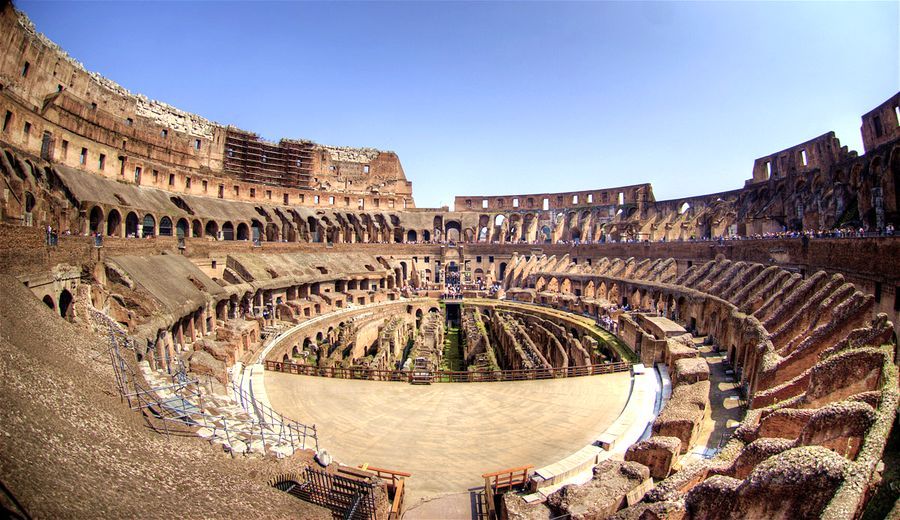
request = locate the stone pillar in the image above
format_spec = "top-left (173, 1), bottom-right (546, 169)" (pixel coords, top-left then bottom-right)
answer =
top-left (155, 333), bottom-right (166, 372)
top-left (164, 331), bottom-right (176, 374)
top-left (188, 314), bottom-right (197, 343)
top-left (175, 323), bottom-right (184, 352)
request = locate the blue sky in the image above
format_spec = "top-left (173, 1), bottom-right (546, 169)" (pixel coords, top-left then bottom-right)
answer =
top-left (18, 1), bottom-right (899, 208)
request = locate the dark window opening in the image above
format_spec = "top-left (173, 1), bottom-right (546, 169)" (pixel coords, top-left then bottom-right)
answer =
top-left (874, 282), bottom-right (882, 304)
top-left (194, 139), bottom-right (201, 150)
top-left (21, 62), bottom-right (29, 77)
top-left (161, 129), bottom-right (168, 138)
top-left (2, 110), bottom-right (12, 132)
top-left (79, 147), bottom-right (87, 165)
top-left (874, 115), bottom-right (883, 138)
top-left (98, 153), bottom-right (106, 170)
top-left (23, 121), bottom-right (31, 136)
top-left (168, 174), bottom-right (175, 186)
top-left (185, 177), bottom-right (191, 189)
top-left (126, 117), bottom-right (133, 126)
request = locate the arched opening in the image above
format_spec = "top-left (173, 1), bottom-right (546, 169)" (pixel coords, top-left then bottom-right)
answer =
top-left (422, 230), bottom-right (431, 241)
top-left (42, 295), bottom-right (55, 310)
top-left (307, 217), bottom-right (320, 242)
top-left (24, 191), bottom-right (36, 218)
top-left (406, 230), bottom-right (417, 242)
top-left (236, 222), bottom-right (250, 240)
top-left (191, 219), bottom-right (202, 238)
top-left (89, 206), bottom-right (104, 234)
top-left (58, 289), bottom-right (73, 321)
top-left (205, 220), bottom-right (219, 239)
top-left (142, 214), bottom-right (156, 237)
top-left (679, 202), bottom-right (691, 215)
top-left (222, 221), bottom-right (235, 240)
top-left (125, 212), bottom-right (139, 237)
top-left (541, 225), bottom-right (552, 243)
top-left (445, 221), bottom-right (461, 242)
top-left (176, 218), bottom-right (189, 238)
top-left (159, 216), bottom-right (173, 236)
top-left (106, 209), bottom-right (122, 237)
top-left (499, 262), bottom-right (508, 279)
top-left (266, 223), bottom-right (279, 242)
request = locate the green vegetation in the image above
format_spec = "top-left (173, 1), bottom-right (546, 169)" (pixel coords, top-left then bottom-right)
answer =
top-left (441, 325), bottom-right (464, 371)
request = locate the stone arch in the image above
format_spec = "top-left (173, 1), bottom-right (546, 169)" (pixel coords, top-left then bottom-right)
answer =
top-left (236, 222), bottom-right (250, 240)
top-left (24, 191), bottom-right (36, 215)
top-left (159, 216), bottom-right (173, 236)
top-left (175, 218), bottom-right (189, 237)
top-left (445, 220), bottom-right (461, 242)
top-left (125, 212), bottom-right (139, 237)
top-left (58, 289), bottom-right (73, 321)
top-left (608, 284), bottom-right (620, 305)
top-left (222, 221), bottom-right (235, 240)
top-left (597, 281), bottom-right (608, 300)
top-left (250, 219), bottom-right (263, 241)
top-left (106, 209), bottom-right (122, 237)
top-left (584, 280), bottom-right (595, 298)
top-left (42, 294), bottom-right (55, 310)
top-left (191, 219), bottom-right (202, 238)
top-left (142, 214), bottom-right (156, 237)
top-left (266, 222), bottom-right (279, 242)
top-left (205, 220), bottom-right (219, 239)
top-left (307, 216), bottom-right (320, 242)
top-left (407, 230), bottom-right (417, 242)
top-left (89, 206), bottom-right (104, 234)
top-left (547, 277), bottom-right (559, 292)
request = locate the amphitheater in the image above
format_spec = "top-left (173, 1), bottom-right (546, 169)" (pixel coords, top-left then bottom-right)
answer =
top-left (0, 4), bottom-right (898, 519)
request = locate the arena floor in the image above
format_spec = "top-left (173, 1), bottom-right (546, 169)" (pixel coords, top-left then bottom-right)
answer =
top-left (264, 371), bottom-right (633, 502)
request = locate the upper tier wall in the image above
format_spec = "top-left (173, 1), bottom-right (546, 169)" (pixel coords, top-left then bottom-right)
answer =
top-left (454, 184), bottom-right (654, 212)
top-left (0, 5), bottom-right (414, 203)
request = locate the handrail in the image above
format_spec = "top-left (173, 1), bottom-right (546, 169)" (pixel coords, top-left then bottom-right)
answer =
top-left (356, 465), bottom-right (409, 520)
top-left (482, 464), bottom-right (533, 493)
top-left (389, 478), bottom-right (404, 520)
top-left (89, 308), bottom-right (318, 455)
top-left (265, 359), bottom-right (632, 383)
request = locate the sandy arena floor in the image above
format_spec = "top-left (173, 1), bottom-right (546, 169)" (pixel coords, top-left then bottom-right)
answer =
top-left (264, 371), bottom-right (632, 501)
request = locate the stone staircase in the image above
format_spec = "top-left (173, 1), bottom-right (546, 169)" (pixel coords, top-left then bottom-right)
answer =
top-left (138, 362), bottom-right (301, 457)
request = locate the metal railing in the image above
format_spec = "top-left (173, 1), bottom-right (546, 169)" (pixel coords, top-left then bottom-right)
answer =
top-left (231, 380), bottom-right (318, 452)
top-left (90, 309), bottom-right (318, 455)
top-left (265, 359), bottom-right (632, 383)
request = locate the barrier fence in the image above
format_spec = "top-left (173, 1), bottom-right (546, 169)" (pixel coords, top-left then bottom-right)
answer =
top-left (264, 359), bottom-right (632, 383)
